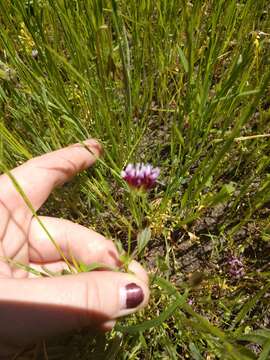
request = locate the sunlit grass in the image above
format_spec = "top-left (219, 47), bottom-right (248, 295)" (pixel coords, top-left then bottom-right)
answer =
top-left (0, 0), bottom-right (270, 358)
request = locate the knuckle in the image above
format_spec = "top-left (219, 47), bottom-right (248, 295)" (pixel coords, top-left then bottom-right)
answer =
top-left (87, 276), bottom-right (102, 312)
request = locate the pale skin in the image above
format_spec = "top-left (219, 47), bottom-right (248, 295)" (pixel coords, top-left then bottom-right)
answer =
top-left (0, 139), bottom-right (149, 357)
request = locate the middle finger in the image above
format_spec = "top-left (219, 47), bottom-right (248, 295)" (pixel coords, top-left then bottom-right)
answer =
top-left (28, 216), bottom-right (121, 268)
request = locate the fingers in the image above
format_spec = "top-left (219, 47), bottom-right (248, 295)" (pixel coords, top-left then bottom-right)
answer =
top-left (0, 139), bottom-right (102, 211)
top-left (128, 260), bottom-right (149, 285)
top-left (28, 216), bottom-right (120, 268)
top-left (28, 261), bottom-right (73, 278)
top-left (0, 264), bottom-right (149, 352)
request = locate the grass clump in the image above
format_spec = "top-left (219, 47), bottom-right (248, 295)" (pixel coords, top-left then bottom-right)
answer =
top-left (0, 0), bottom-right (270, 358)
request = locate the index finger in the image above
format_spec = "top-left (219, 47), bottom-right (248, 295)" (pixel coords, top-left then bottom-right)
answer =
top-left (0, 139), bottom-right (102, 211)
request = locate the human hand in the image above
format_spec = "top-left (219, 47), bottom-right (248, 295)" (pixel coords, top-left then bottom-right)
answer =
top-left (0, 139), bottom-right (149, 357)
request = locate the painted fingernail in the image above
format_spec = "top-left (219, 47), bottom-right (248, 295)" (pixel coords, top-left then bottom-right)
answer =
top-left (120, 283), bottom-right (144, 309)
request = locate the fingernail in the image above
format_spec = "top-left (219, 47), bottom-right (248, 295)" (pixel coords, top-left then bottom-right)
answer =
top-left (120, 283), bottom-right (144, 309)
top-left (85, 139), bottom-right (103, 156)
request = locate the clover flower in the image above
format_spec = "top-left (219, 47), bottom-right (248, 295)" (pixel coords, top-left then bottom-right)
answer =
top-left (226, 255), bottom-right (245, 279)
top-left (31, 49), bottom-right (38, 59)
top-left (121, 163), bottom-right (160, 190)
top-left (188, 298), bottom-right (194, 306)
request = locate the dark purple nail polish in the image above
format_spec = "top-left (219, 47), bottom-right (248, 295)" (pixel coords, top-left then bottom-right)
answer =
top-left (125, 283), bottom-right (144, 309)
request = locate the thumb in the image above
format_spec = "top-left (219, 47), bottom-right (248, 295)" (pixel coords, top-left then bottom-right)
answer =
top-left (0, 265), bottom-right (149, 354)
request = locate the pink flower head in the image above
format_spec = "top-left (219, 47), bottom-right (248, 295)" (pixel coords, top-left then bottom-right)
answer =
top-left (226, 255), bottom-right (245, 279)
top-left (121, 163), bottom-right (160, 190)
top-left (188, 298), bottom-right (194, 306)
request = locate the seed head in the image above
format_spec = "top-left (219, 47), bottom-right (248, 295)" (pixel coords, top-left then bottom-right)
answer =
top-left (121, 163), bottom-right (160, 190)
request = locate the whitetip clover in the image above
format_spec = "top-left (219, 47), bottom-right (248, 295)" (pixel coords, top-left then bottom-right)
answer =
top-left (121, 163), bottom-right (160, 190)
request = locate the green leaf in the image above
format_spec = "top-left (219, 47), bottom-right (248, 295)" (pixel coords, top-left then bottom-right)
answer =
top-left (116, 289), bottom-right (188, 334)
top-left (259, 339), bottom-right (270, 360)
top-left (232, 282), bottom-right (270, 330)
top-left (239, 329), bottom-right (270, 346)
top-left (203, 182), bottom-right (235, 206)
top-left (0, 123), bottom-right (32, 159)
top-left (237, 334), bottom-right (266, 346)
top-left (1, 257), bottom-right (45, 277)
top-left (137, 227), bottom-right (151, 256)
top-left (189, 342), bottom-right (204, 360)
top-left (178, 47), bottom-right (189, 73)
top-left (79, 262), bottom-right (115, 272)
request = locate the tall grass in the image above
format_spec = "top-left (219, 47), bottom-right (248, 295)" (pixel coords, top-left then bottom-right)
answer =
top-left (0, 0), bottom-right (270, 358)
